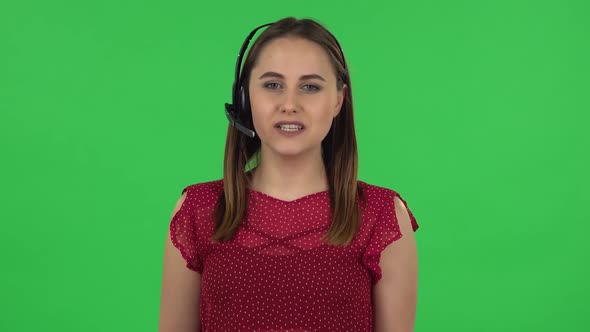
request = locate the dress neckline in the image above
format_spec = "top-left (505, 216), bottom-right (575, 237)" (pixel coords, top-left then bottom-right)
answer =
top-left (247, 187), bottom-right (330, 204)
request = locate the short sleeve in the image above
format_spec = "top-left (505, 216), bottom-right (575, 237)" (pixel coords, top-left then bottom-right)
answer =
top-left (362, 190), bottom-right (419, 285)
top-left (169, 185), bottom-right (204, 273)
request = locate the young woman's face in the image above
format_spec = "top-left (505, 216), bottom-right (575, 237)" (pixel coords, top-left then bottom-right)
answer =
top-left (248, 36), bottom-right (345, 158)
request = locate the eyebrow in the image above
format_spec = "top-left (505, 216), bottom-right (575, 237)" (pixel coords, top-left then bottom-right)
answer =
top-left (258, 71), bottom-right (326, 82)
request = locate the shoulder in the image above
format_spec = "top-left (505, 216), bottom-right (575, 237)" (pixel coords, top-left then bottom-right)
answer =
top-left (357, 180), bottom-right (418, 233)
top-left (180, 178), bottom-right (224, 208)
top-left (357, 180), bottom-right (401, 204)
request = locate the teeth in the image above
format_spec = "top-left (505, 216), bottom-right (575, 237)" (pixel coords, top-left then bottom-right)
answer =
top-left (279, 124), bottom-right (303, 131)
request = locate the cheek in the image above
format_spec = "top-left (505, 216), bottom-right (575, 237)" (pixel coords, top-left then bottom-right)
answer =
top-left (307, 102), bottom-right (336, 137)
top-left (318, 111), bottom-right (335, 134)
top-left (248, 88), bottom-right (272, 114)
top-left (316, 97), bottom-right (338, 120)
top-left (248, 94), bottom-right (272, 136)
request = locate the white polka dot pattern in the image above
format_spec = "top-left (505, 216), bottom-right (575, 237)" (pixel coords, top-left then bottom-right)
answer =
top-left (169, 179), bottom-right (419, 331)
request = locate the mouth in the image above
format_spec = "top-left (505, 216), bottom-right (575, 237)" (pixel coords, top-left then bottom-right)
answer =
top-left (275, 123), bottom-right (304, 132)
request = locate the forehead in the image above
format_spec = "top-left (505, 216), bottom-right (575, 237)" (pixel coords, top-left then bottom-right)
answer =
top-left (252, 37), bottom-right (336, 77)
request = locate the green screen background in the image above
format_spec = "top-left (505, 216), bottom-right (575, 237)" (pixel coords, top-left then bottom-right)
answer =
top-left (1, 0), bottom-right (588, 331)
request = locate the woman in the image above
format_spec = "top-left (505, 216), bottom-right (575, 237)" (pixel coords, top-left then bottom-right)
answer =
top-left (160, 17), bottom-right (419, 332)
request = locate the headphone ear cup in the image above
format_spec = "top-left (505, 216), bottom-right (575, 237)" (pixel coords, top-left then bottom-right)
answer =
top-left (239, 84), bottom-right (250, 115)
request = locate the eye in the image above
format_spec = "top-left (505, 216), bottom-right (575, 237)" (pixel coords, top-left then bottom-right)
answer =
top-left (264, 82), bottom-right (282, 90)
top-left (302, 84), bottom-right (321, 92)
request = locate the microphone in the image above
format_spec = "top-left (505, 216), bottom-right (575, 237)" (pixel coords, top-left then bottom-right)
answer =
top-left (225, 103), bottom-right (256, 138)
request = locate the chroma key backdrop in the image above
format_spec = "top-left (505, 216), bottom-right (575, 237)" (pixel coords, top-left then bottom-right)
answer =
top-left (1, 0), bottom-right (588, 331)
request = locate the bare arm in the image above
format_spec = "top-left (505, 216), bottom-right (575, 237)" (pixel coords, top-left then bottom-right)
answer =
top-left (159, 191), bottom-right (202, 332)
top-left (373, 196), bottom-right (418, 332)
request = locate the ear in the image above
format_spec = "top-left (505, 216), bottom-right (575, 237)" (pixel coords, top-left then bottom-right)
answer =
top-left (334, 84), bottom-right (347, 117)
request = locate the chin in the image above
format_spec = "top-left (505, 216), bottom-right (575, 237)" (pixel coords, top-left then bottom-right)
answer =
top-left (272, 144), bottom-right (321, 158)
top-left (273, 148), bottom-right (306, 157)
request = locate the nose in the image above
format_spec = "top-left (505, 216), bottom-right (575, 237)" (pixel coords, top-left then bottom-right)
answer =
top-left (279, 88), bottom-right (299, 113)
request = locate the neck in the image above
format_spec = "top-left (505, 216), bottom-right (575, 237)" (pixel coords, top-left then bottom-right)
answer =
top-left (249, 145), bottom-right (329, 201)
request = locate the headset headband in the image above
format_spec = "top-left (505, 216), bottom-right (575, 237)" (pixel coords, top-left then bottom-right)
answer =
top-left (232, 23), bottom-right (274, 108)
top-left (225, 23), bottom-right (273, 138)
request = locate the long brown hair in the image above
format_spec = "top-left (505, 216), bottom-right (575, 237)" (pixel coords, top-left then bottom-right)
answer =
top-left (212, 17), bottom-right (365, 246)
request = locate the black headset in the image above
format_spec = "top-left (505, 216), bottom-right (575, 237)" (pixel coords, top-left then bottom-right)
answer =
top-left (224, 21), bottom-right (347, 139)
top-left (224, 23), bottom-right (274, 138)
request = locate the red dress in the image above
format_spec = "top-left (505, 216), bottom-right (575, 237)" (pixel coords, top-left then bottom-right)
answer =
top-left (170, 179), bottom-right (419, 332)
